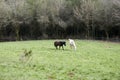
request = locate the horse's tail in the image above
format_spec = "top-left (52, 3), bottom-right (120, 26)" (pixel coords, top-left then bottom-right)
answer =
top-left (73, 42), bottom-right (76, 50)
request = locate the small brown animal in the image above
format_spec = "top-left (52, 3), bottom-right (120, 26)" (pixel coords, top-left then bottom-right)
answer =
top-left (54, 41), bottom-right (66, 50)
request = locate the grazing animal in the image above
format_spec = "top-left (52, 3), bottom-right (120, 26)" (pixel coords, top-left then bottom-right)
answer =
top-left (68, 39), bottom-right (76, 50)
top-left (54, 41), bottom-right (66, 50)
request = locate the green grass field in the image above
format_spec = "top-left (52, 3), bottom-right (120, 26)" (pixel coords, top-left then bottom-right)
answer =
top-left (0, 40), bottom-right (120, 80)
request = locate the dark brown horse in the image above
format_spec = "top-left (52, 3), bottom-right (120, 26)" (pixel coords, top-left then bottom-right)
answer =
top-left (54, 41), bottom-right (66, 50)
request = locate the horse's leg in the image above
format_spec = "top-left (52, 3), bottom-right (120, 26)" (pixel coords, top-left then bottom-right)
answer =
top-left (59, 46), bottom-right (61, 50)
top-left (56, 46), bottom-right (58, 49)
top-left (70, 44), bottom-right (73, 49)
top-left (62, 46), bottom-right (64, 50)
top-left (55, 45), bottom-right (57, 49)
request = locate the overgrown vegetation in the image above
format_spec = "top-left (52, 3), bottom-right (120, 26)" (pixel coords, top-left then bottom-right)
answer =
top-left (19, 49), bottom-right (32, 62)
top-left (0, 40), bottom-right (120, 80)
top-left (0, 0), bottom-right (120, 41)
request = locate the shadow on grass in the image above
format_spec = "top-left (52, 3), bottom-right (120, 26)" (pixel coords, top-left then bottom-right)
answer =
top-left (48, 48), bottom-right (70, 51)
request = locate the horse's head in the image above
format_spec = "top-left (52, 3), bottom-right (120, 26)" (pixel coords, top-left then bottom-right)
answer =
top-left (63, 42), bottom-right (66, 46)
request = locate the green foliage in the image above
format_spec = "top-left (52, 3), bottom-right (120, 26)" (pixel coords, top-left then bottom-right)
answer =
top-left (0, 40), bottom-right (120, 80)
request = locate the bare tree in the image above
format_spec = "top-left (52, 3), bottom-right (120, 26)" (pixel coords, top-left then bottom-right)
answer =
top-left (113, 0), bottom-right (120, 25)
top-left (112, 0), bottom-right (120, 39)
top-left (0, 0), bottom-right (11, 39)
top-left (44, 0), bottom-right (67, 37)
top-left (97, 0), bottom-right (114, 40)
top-left (5, 0), bottom-right (32, 40)
top-left (74, 0), bottom-right (96, 39)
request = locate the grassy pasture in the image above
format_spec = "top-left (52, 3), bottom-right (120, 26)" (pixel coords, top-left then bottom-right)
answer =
top-left (0, 40), bottom-right (120, 80)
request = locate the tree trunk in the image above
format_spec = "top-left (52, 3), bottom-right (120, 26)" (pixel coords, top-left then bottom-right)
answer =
top-left (105, 31), bottom-right (109, 40)
top-left (86, 24), bottom-right (90, 39)
top-left (0, 28), bottom-right (2, 39)
top-left (14, 24), bottom-right (20, 41)
top-left (16, 29), bottom-right (20, 41)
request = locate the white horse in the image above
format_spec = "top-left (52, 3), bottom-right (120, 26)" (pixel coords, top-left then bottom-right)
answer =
top-left (68, 39), bottom-right (76, 50)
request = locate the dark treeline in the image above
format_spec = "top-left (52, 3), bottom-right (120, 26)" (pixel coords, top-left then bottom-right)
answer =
top-left (0, 0), bottom-right (120, 41)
